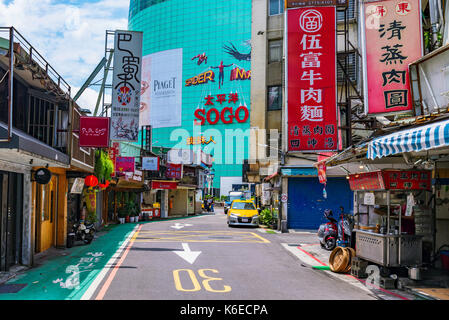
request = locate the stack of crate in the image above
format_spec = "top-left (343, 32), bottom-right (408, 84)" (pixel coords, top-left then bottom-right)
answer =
top-left (350, 257), bottom-right (369, 278)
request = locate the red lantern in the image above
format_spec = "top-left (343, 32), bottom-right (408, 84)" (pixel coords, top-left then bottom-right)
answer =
top-left (85, 175), bottom-right (98, 187)
top-left (98, 180), bottom-right (110, 189)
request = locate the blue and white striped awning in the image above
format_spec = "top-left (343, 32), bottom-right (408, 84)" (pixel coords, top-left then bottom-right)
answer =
top-left (368, 118), bottom-right (449, 160)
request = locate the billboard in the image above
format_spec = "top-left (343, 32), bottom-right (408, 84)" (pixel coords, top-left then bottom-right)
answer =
top-left (287, 6), bottom-right (338, 152)
top-left (361, 0), bottom-right (423, 115)
top-left (111, 30), bottom-right (143, 142)
top-left (140, 48), bottom-right (183, 128)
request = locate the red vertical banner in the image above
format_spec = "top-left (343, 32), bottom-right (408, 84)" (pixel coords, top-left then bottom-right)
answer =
top-left (287, 6), bottom-right (338, 152)
top-left (361, 0), bottom-right (423, 114)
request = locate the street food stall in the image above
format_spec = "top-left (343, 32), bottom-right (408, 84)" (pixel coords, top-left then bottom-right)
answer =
top-left (349, 170), bottom-right (433, 268)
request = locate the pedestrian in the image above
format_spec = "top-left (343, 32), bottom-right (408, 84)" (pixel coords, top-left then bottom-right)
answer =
top-left (211, 198), bottom-right (215, 213)
top-left (207, 197), bottom-right (213, 212)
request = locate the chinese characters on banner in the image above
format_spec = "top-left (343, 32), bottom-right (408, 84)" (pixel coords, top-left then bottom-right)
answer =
top-left (166, 163), bottom-right (183, 179)
top-left (111, 30), bottom-right (143, 142)
top-left (362, 0), bottom-right (423, 114)
top-left (108, 142), bottom-right (120, 177)
top-left (287, 6), bottom-right (338, 151)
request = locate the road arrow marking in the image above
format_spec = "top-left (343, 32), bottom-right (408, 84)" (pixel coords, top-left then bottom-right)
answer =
top-left (170, 223), bottom-right (193, 229)
top-left (174, 243), bottom-right (201, 264)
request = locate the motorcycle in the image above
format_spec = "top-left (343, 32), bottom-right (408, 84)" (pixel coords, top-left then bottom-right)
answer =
top-left (318, 207), bottom-right (355, 251)
top-left (317, 209), bottom-right (339, 250)
top-left (67, 221), bottom-right (96, 248)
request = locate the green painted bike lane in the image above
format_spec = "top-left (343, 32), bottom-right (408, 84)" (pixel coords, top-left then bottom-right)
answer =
top-left (0, 215), bottom-right (204, 300)
top-left (0, 222), bottom-right (139, 300)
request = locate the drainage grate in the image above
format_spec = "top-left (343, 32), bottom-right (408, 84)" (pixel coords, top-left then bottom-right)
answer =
top-left (0, 283), bottom-right (27, 294)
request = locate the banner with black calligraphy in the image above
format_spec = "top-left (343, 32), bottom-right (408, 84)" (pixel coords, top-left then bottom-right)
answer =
top-left (111, 30), bottom-right (143, 142)
top-left (287, 6), bottom-right (338, 152)
top-left (361, 0), bottom-right (423, 115)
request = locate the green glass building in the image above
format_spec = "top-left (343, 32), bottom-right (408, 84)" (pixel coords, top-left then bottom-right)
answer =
top-left (128, 0), bottom-right (252, 195)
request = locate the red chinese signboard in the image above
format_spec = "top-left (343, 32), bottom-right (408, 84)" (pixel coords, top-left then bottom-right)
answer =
top-left (382, 170), bottom-right (431, 190)
top-left (361, 0), bottom-right (423, 114)
top-left (287, 6), bottom-right (338, 151)
top-left (151, 181), bottom-right (178, 190)
top-left (348, 171), bottom-right (385, 191)
top-left (115, 157), bottom-right (135, 174)
top-left (348, 170), bottom-right (431, 191)
top-left (79, 116), bottom-right (110, 148)
top-left (108, 142), bottom-right (120, 177)
top-left (166, 163), bottom-right (183, 180)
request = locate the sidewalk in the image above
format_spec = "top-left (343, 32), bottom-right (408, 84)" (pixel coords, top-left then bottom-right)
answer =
top-left (281, 229), bottom-right (449, 300)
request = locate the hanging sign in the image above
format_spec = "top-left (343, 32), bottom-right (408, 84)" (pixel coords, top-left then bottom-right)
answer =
top-left (166, 163), bottom-right (183, 179)
top-left (70, 178), bottom-right (85, 194)
top-left (361, 0), bottom-right (423, 115)
top-left (34, 168), bottom-right (52, 185)
top-left (115, 156), bottom-right (135, 174)
top-left (79, 116), bottom-right (110, 148)
top-left (287, 6), bottom-right (338, 151)
top-left (111, 30), bottom-right (143, 142)
top-left (141, 157), bottom-right (160, 171)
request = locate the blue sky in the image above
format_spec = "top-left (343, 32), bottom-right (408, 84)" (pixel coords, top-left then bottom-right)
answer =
top-left (0, 0), bottom-right (130, 112)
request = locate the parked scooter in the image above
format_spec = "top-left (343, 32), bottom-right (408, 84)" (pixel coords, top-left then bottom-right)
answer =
top-left (318, 207), bottom-right (355, 251)
top-left (67, 221), bottom-right (96, 248)
top-left (337, 206), bottom-right (355, 248)
top-left (317, 209), bottom-right (339, 250)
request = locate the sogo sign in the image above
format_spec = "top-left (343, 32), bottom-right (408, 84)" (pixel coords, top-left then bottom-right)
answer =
top-left (194, 92), bottom-right (249, 125)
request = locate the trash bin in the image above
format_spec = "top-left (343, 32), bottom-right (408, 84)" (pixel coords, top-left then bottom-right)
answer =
top-left (441, 250), bottom-right (449, 271)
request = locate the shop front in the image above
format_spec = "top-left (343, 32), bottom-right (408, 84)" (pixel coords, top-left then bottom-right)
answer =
top-left (349, 170), bottom-right (433, 268)
top-left (141, 180), bottom-right (177, 220)
top-left (281, 167), bottom-right (353, 230)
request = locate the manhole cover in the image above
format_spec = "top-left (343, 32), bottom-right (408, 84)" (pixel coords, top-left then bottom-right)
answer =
top-left (0, 283), bottom-right (27, 294)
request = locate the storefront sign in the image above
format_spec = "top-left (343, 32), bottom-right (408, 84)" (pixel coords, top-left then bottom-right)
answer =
top-left (348, 171), bottom-right (385, 191)
top-left (383, 170), bottom-right (431, 190)
top-left (111, 30), bottom-right (143, 142)
top-left (151, 181), bottom-right (178, 190)
top-left (186, 136), bottom-right (216, 145)
top-left (166, 162), bottom-right (183, 179)
top-left (349, 170), bottom-right (431, 191)
top-left (34, 168), bottom-right (52, 185)
top-left (79, 116), bottom-right (110, 148)
top-left (361, 0), bottom-right (423, 114)
top-left (70, 178), bottom-right (85, 194)
top-left (108, 142), bottom-right (120, 177)
top-left (115, 156), bottom-right (135, 173)
top-left (287, 6), bottom-right (338, 151)
top-left (286, 0), bottom-right (346, 8)
top-left (141, 157), bottom-right (160, 171)
top-left (194, 92), bottom-right (248, 125)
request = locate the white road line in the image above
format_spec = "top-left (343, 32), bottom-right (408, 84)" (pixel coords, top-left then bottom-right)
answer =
top-left (79, 224), bottom-right (140, 300)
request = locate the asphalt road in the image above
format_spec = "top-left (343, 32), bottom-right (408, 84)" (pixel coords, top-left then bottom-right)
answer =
top-left (88, 209), bottom-right (377, 300)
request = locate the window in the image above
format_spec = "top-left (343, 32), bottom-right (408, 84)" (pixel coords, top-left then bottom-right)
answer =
top-left (232, 202), bottom-right (256, 210)
top-left (269, 40), bottom-right (282, 63)
top-left (337, 51), bottom-right (358, 84)
top-left (337, 0), bottom-right (356, 21)
top-left (267, 86), bottom-right (282, 111)
top-left (269, 0), bottom-right (284, 16)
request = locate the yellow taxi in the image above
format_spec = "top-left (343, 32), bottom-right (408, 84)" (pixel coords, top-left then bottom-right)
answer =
top-left (227, 199), bottom-right (260, 227)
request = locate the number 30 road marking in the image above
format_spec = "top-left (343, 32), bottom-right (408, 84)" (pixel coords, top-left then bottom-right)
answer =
top-left (173, 269), bottom-right (232, 293)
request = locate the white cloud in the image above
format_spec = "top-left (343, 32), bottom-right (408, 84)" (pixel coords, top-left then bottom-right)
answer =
top-left (0, 0), bottom-right (129, 109)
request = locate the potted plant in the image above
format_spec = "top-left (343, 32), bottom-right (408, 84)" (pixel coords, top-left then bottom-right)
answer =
top-left (118, 208), bottom-right (126, 224)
